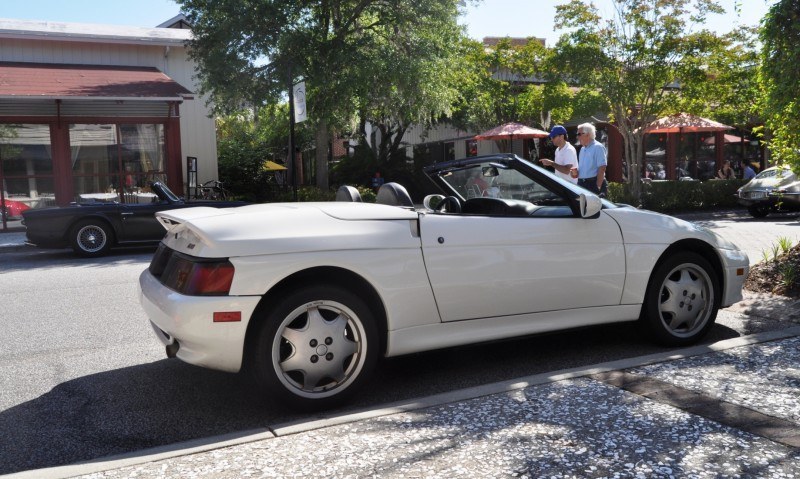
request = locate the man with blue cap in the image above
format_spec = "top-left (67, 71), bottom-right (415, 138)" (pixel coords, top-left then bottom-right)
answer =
top-left (540, 125), bottom-right (578, 184)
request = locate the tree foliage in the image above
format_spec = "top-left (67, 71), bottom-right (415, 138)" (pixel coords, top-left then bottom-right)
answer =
top-left (216, 105), bottom-right (313, 202)
top-left (552, 0), bottom-right (757, 201)
top-left (448, 36), bottom-right (608, 142)
top-left (760, 0), bottom-right (800, 173)
top-left (179, 0), bottom-right (465, 189)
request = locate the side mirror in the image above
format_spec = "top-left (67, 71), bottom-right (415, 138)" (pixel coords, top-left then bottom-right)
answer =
top-left (481, 166), bottom-right (500, 177)
top-left (579, 193), bottom-right (602, 218)
top-left (423, 194), bottom-right (445, 211)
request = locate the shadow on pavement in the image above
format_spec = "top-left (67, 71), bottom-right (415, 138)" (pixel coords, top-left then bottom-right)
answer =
top-left (0, 316), bottom-right (789, 475)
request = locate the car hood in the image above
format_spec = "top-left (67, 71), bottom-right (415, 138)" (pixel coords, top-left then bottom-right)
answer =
top-left (603, 207), bottom-right (742, 251)
top-left (742, 170), bottom-right (797, 190)
top-left (157, 202), bottom-right (420, 258)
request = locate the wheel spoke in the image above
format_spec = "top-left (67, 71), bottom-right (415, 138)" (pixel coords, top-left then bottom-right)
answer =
top-left (661, 266), bottom-right (710, 334)
top-left (276, 303), bottom-right (363, 394)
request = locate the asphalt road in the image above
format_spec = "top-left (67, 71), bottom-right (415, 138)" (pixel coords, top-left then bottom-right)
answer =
top-left (0, 210), bottom-right (799, 475)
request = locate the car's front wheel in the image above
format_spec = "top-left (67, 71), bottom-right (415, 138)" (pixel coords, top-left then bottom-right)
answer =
top-left (747, 204), bottom-right (770, 218)
top-left (641, 252), bottom-right (720, 346)
top-left (250, 285), bottom-right (378, 410)
top-left (70, 219), bottom-right (114, 257)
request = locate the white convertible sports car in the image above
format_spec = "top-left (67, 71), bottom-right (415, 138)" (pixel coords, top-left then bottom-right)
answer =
top-left (139, 154), bottom-right (749, 410)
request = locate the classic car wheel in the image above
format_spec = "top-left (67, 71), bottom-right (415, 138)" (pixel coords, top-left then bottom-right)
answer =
top-left (747, 205), bottom-right (770, 218)
top-left (70, 219), bottom-right (114, 257)
top-left (250, 285), bottom-right (378, 410)
top-left (641, 252), bottom-right (719, 346)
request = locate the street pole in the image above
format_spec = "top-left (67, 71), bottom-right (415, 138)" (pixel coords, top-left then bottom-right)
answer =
top-left (288, 63), bottom-right (298, 201)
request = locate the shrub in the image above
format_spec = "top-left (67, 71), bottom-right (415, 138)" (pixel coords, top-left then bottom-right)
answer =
top-left (606, 179), bottom-right (746, 212)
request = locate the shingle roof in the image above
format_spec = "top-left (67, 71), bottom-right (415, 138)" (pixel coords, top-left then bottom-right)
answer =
top-left (0, 62), bottom-right (193, 100)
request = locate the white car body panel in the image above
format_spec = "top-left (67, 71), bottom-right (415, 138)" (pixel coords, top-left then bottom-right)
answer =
top-left (604, 207), bottom-right (748, 307)
top-left (157, 202), bottom-right (418, 258)
top-left (386, 304), bottom-right (642, 356)
top-left (139, 270), bottom-right (261, 372)
top-left (419, 212), bottom-right (625, 321)
top-left (228, 249), bottom-right (442, 331)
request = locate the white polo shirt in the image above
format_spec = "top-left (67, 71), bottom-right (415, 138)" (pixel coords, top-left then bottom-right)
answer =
top-left (554, 142), bottom-right (578, 184)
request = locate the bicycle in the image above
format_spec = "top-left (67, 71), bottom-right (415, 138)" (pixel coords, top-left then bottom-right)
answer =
top-left (199, 180), bottom-right (229, 201)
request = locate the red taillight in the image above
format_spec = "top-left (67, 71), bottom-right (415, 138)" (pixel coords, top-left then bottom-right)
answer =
top-left (188, 262), bottom-right (235, 295)
top-left (163, 254), bottom-right (235, 296)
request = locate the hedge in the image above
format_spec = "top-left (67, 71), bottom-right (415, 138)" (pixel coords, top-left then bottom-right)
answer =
top-left (607, 179), bottom-right (747, 212)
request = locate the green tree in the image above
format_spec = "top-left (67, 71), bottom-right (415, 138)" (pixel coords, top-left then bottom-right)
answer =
top-left (216, 105), bottom-right (313, 201)
top-left (760, 0), bottom-right (800, 173)
top-left (178, 0), bottom-right (464, 190)
top-left (552, 0), bottom-right (757, 201)
top-left (449, 37), bottom-right (605, 136)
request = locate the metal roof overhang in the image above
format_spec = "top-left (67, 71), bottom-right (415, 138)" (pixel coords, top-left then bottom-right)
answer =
top-left (0, 62), bottom-right (194, 102)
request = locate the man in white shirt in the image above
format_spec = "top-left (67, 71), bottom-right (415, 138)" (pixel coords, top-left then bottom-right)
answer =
top-left (540, 125), bottom-right (578, 184)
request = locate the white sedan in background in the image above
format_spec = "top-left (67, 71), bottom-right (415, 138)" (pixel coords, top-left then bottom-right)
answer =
top-left (139, 154), bottom-right (749, 410)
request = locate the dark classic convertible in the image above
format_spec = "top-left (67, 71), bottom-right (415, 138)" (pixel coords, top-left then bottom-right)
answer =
top-left (22, 182), bottom-right (246, 257)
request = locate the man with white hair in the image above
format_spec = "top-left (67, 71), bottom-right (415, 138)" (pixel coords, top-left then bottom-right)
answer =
top-left (576, 123), bottom-right (608, 197)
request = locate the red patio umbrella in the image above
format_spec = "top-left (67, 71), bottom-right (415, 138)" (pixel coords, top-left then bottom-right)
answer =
top-left (645, 113), bottom-right (732, 133)
top-left (474, 122), bottom-right (549, 153)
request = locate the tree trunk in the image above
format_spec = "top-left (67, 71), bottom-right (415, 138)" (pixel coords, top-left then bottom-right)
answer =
top-left (315, 120), bottom-right (329, 190)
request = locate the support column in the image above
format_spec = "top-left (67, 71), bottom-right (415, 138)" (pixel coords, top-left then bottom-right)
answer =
top-left (606, 126), bottom-right (623, 182)
top-left (165, 102), bottom-right (183, 194)
top-left (50, 120), bottom-right (72, 206)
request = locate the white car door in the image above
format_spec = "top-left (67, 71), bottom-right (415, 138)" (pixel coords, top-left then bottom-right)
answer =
top-left (420, 211), bottom-right (625, 322)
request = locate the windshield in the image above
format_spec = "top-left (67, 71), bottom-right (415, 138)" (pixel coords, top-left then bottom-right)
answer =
top-left (152, 182), bottom-right (181, 202)
top-left (755, 168), bottom-right (794, 180)
top-left (439, 161), bottom-right (565, 204)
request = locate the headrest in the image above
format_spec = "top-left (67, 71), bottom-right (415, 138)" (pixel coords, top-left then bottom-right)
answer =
top-left (335, 185), bottom-right (363, 202)
top-left (376, 182), bottom-right (414, 207)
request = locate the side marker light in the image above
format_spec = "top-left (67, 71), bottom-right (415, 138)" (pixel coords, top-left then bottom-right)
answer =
top-left (213, 312), bottom-right (242, 322)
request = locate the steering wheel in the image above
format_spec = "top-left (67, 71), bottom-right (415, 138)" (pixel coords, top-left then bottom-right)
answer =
top-left (436, 196), bottom-right (462, 213)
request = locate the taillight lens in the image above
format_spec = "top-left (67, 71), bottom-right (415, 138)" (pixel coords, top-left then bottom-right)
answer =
top-left (160, 252), bottom-right (235, 296)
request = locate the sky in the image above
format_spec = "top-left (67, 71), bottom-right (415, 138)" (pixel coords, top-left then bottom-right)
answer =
top-left (0, 0), bottom-right (776, 45)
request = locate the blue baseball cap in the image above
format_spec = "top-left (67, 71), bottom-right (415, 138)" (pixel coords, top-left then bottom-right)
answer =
top-left (549, 125), bottom-right (568, 138)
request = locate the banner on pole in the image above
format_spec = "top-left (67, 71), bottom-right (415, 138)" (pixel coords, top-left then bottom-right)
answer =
top-left (293, 81), bottom-right (307, 123)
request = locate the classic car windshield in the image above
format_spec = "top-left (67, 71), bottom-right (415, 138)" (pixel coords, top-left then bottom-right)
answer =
top-left (439, 162), bottom-right (562, 204)
top-left (153, 182), bottom-right (181, 202)
top-left (755, 167), bottom-right (794, 181)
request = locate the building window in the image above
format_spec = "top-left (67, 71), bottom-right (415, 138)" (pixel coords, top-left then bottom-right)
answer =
top-left (69, 124), bottom-right (166, 202)
top-left (0, 124), bottom-right (56, 227)
top-left (444, 142), bottom-right (455, 162)
top-left (465, 139), bottom-right (478, 157)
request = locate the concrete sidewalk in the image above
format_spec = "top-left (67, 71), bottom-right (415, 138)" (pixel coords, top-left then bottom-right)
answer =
top-left (8, 326), bottom-right (798, 479)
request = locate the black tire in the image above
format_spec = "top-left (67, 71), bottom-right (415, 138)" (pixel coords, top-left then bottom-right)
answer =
top-left (747, 205), bottom-right (770, 218)
top-left (249, 285), bottom-right (378, 410)
top-left (641, 252), bottom-right (720, 346)
top-left (70, 219), bottom-right (114, 257)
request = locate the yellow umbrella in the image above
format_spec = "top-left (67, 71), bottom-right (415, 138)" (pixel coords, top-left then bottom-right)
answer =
top-left (263, 160), bottom-right (287, 171)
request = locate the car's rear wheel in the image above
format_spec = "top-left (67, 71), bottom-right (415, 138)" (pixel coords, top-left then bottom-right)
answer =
top-left (70, 219), bottom-right (114, 257)
top-left (641, 252), bottom-right (719, 346)
top-left (250, 285), bottom-right (378, 410)
top-left (747, 205), bottom-right (770, 218)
